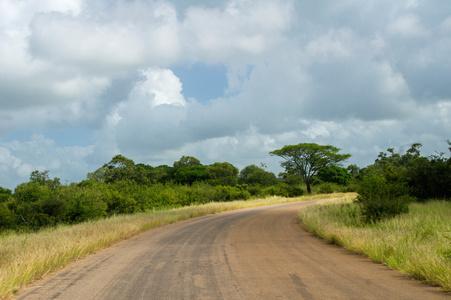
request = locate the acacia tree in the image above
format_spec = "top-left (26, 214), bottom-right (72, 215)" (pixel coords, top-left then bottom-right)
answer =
top-left (270, 143), bottom-right (351, 194)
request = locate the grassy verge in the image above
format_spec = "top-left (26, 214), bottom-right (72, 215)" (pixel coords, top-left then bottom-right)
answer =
top-left (0, 194), bottom-right (341, 299)
top-left (299, 195), bottom-right (451, 291)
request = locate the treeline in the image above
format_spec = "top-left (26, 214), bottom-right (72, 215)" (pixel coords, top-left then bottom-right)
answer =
top-left (0, 155), bottom-right (305, 232)
top-left (1, 140), bottom-right (449, 232)
top-left (355, 141), bottom-right (451, 222)
top-left (269, 141), bottom-right (451, 223)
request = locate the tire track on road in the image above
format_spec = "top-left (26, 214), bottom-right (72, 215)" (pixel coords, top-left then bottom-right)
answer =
top-left (15, 200), bottom-right (449, 299)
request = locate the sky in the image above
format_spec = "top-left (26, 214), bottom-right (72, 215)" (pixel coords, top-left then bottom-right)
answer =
top-left (1, 0), bottom-right (451, 189)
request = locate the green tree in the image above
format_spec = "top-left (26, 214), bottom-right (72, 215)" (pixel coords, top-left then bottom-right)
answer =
top-left (173, 156), bottom-right (201, 169)
top-left (347, 164), bottom-right (360, 178)
top-left (9, 182), bottom-right (53, 229)
top-left (30, 170), bottom-right (50, 185)
top-left (64, 184), bottom-right (108, 223)
top-left (136, 163), bottom-right (153, 181)
top-left (0, 203), bottom-right (17, 230)
top-left (317, 165), bottom-right (352, 185)
top-left (174, 165), bottom-right (208, 185)
top-left (270, 143), bottom-right (351, 194)
top-left (206, 162), bottom-right (239, 186)
top-left (0, 186), bottom-right (12, 203)
top-left (149, 165), bottom-right (174, 183)
top-left (406, 152), bottom-right (451, 200)
top-left (239, 164), bottom-right (278, 186)
top-left (278, 172), bottom-right (303, 185)
top-left (356, 175), bottom-right (412, 223)
top-left (172, 156), bottom-right (206, 185)
top-left (30, 170), bottom-right (61, 189)
top-left (88, 155), bottom-right (149, 184)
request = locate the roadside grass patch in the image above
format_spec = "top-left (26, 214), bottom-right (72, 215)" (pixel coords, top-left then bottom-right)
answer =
top-left (0, 194), bottom-right (343, 300)
top-left (299, 197), bottom-right (451, 291)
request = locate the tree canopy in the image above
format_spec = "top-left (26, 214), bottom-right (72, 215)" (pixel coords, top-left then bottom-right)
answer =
top-left (206, 162), bottom-right (239, 186)
top-left (239, 164), bottom-right (278, 186)
top-left (270, 143), bottom-right (351, 193)
top-left (174, 165), bottom-right (208, 185)
top-left (87, 155), bottom-right (149, 184)
top-left (317, 165), bottom-right (352, 185)
top-left (173, 156), bottom-right (201, 169)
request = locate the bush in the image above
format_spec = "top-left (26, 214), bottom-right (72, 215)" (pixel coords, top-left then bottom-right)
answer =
top-left (103, 189), bottom-right (137, 214)
top-left (261, 183), bottom-right (304, 198)
top-left (212, 185), bottom-right (251, 202)
top-left (146, 183), bottom-right (182, 209)
top-left (357, 175), bottom-right (413, 223)
top-left (8, 183), bottom-right (56, 229)
top-left (317, 166), bottom-right (352, 185)
top-left (406, 156), bottom-right (451, 200)
top-left (64, 186), bottom-right (108, 223)
top-left (109, 181), bottom-right (148, 211)
top-left (247, 185), bottom-right (264, 197)
top-left (239, 165), bottom-right (278, 186)
top-left (40, 197), bottom-right (68, 222)
top-left (0, 186), bottom-right (12, 203)
top-left (184, 183), bottom-right (218, 204)
top-left (13, 182), bottom-right (51, 204)
top-left (0, 203), bottom-right (17, 230)
top-left (340, 181), bottom-right (359, 193)
top-left (314, 181), bottom-right (357, 194)
top-left (314, 182), bottom-right (340, 194)
top-left (282, 184), bottom-right (304, 197)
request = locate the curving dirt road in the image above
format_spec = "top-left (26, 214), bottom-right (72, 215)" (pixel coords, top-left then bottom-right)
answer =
top-left (16, 200), bottom-right (449, 299)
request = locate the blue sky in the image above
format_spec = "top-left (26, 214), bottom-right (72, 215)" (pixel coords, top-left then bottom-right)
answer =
top-left (172, 63), bottom-right (228, 103)
top-left (1, 0), bottom-right (451, 189)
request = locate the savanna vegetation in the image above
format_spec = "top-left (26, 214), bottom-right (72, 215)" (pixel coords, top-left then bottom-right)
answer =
top-left (0, 193), bottom-right (344, 299)
top-left (3, 140), bottom-right (449, 233)
top-left (270, 143), bottom-right (352, 194)
top-left (0, 154), bottom-right (308, 233)
top-left (1, 140), bottom-right (450, 296)
top-left (298, 141), bottom-right (451, 291)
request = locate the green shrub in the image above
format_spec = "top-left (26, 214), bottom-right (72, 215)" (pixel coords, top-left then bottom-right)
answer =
top-left (358, 194), bottom-right (412, 224)
top-left (261, 183), bottom-right (304, 198)
top-left (406, 156), bottom-right (451, 200)
top-left (184, 183), bottom-right (217, 204)
top-left (40, 197), bottom-right (68, 222)
top-left (341, 181), bottom-right (359, 193)
top-left (0, 186), bottom-right (12, 203)
top-left (212, 185), bottom-right (251, 202)
top-left (315, 182), bottom-right (340, 194)
top-left (7, 202), bottom-right (51, 230)
top-left (317, 166), bottom-right (352, 185)
top-left (0, 203), bottom-right (18, 230)
top-left (282, 184), bottom-right (304, 197)
top-left (8, 183), bottom-right (56, 229)
top-left (108, 181), bottom-right (148, 211)
top-left (13, 182), bottom-right (51, 204)
top-left (356, 175), bottom-right (413, 223)
top-left (247, 185), bottom-right (264, 196)
top-left (103, 189), bottom-right (137, 214)
top-left (146, 184), bottom-right (181, 208)
top-left (64, 186), bottom-right (108, 223)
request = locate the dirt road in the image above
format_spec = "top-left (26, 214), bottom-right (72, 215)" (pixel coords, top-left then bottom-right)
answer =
top-left (16, 201), bottom-right (448, 299)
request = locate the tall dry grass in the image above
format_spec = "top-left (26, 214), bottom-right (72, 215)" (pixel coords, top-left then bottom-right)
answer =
top-left (0, 194), bottom-right (342, 299)
top-left (299, 196), bottom-right (451, 291)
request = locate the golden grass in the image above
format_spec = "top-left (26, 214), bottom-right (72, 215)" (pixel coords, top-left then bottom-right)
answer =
top-left (0, 194), bottom-right (342, 299)
top-left (299, 196), bottom-right (451, 292)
